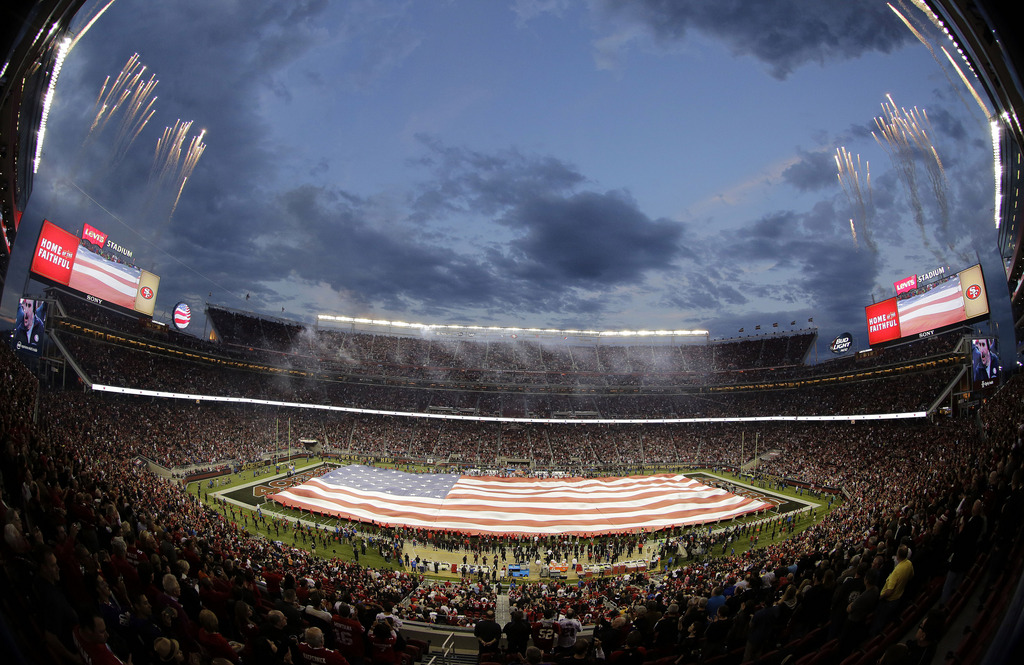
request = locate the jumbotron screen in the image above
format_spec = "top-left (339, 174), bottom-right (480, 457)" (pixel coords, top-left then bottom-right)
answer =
top-left (29, 219), bottom-right (160, 316)
top-left (865, 264), bottom-right (989, 346)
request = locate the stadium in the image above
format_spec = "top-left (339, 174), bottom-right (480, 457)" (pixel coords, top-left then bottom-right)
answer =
top-left (2, 2), bottom-right (1024, 665)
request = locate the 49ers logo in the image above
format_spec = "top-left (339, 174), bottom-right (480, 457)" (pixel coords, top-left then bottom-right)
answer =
top-left (966, 284), bottom-right (982, 300)
top-left (140, 286), bottom-right (154, 299)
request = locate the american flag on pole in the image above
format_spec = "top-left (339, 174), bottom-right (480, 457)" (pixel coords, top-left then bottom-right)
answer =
top-left (269, 466), bottom-right (773, 536)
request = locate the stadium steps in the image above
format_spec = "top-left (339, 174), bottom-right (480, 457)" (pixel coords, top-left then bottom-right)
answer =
top-left (427, 650), bottom-right (481, 665)
top-left (495, 593), bottom-right (511, 625)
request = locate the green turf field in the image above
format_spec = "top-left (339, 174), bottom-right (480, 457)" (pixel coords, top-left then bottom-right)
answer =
top-left (190, 459), bottom-right (841, 578)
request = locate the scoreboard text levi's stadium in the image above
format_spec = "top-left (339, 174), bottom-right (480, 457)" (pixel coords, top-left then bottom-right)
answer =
top-left (29, 219), bottom-right (160, 317)
top-left (865, 264), bottom-right (988, 346)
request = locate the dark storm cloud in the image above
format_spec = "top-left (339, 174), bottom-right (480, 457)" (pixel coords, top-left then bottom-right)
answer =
top-left (701, 206), bottom-right (880, 331)
top-left (493, 190), bottom-right (688, 289)
top-left (258, 182), bottom-right (688, 321)
top-left (782, 150), bottom-right (839, 192)
top-left (408, 135), bottom-right (588, 220)
top-left (401, 139), bottom-right (691, 314)
top-left (663, 271), bottom-right (749, 310)
top-left (601, 0), bottom-right (912, 79)
top-left (271, 185), bottom-right (502, 312)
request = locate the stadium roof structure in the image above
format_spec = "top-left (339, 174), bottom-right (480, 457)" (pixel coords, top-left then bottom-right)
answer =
top-left (918, 2), bottom-right (1024, 347)
top-left (1, 1), bottom-right (87, 298)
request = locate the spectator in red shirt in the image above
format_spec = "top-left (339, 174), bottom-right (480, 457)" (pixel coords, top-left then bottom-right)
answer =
top-left (197, 608), bottom-right (242, 664)
top-left (73, 609), bottom-right (129, 665)
top-left (300, 627), bottom-right (351, 665)
top-left (369, 621), bottom-right (397, 665)
top-left (332, 602), bottom-right (367, 664)
top-left (532, 608), bottom-right (561, 656)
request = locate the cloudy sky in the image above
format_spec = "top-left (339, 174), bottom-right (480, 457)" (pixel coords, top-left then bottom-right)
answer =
top-left (2, 0), bottom-right (1008, 351)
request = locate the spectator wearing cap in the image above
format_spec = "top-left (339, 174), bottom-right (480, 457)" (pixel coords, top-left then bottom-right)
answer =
top-left (153, 636), bottom-right (184, 664)
top-left (902, 608), bottom-right (946, 665)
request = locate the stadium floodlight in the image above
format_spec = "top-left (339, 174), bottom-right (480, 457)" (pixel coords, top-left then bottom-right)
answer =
top-left (89, 384), bottom-right (925, 424)
top-left (992, 118), bottom-right (1002, 229)
top-left (318, 314), bottom-right (709, 338)
top-left (35, 36), bottom-right (71, 174)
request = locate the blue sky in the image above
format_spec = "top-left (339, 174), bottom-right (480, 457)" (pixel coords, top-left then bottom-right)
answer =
top-left (2, 0), bottom-right (1008, 351)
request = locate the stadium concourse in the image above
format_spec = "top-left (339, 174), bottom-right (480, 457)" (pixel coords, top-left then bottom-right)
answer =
top-left (0, 300), bottom-right (1022, 665)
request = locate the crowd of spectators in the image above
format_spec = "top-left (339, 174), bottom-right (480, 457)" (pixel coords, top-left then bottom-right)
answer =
top-left (3, 315), bottom-right (1022, 664)
top-left (7, 385), bottom-right (960, 478)
top-left (1, 344), bottom-right (422, 665)
top-left (49, 294), bottom-right (965, 396)
top-left (54, 329), bottom-right (958, 426)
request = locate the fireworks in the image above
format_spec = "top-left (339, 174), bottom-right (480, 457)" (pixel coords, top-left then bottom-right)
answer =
top-left (68, 0), bottom-right (118, 53)
top-left (86, 53), bottom-right (159, 165)
top-left (941, 45), bottom-right (992, 118)
top-left (834, 147), bottom-right (874, 251)
top-left (872, 96), bottom-right (962, 261)
top-left (889, 2), bottom-right (987, 126)
top-left (151, 120), bottom-right (207, 219)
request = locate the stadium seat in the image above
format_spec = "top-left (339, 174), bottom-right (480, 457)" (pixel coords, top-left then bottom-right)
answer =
top-left (403, 643), bottom-right (423, 662)
top-left (837, 650), bottom-right (863, 665)
top-left (646, 656), bottom-right (676, 665)
top-left (406, 638), bottom-right (430, 654)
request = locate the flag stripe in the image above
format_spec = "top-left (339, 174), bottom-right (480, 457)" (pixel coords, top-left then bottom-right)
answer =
top-left (270, 466), bottom-right (773, 536)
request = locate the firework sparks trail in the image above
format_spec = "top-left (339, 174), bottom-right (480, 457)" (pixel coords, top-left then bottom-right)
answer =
top-left (88, 53), bottom-right (139, 137)
top-left (68, 0), bottom-right (118, 53)
top-left (940, 46), bottom-right (992, 118)
top-left (153, 120), bottom-right (194, 184)
top-left (902, 106), bottom-right (950, 240)
top-left (873, 97), bottom-right (947, 263)
top-left (85, 54), bottom-right (159, 166)
top-left (835, 147), bottom-right (875, 251)
top-left (889, 2), bottom-right (977, 122)
top-left (170, 130), bottom-right (207, 216)
top-left (150, 122), bottom-right (207, 221)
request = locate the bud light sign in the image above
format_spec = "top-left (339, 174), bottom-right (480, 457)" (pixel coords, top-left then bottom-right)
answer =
top-left (830, 332), bottom-right (853, 354)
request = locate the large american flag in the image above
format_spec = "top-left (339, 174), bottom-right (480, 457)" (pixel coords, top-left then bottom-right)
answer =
top-left (896, 276), bottom-right (965, 336)
top-left (67, 249), bottom-right (141, 310)
top-left (269, 465), bottom-right (773, 536)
